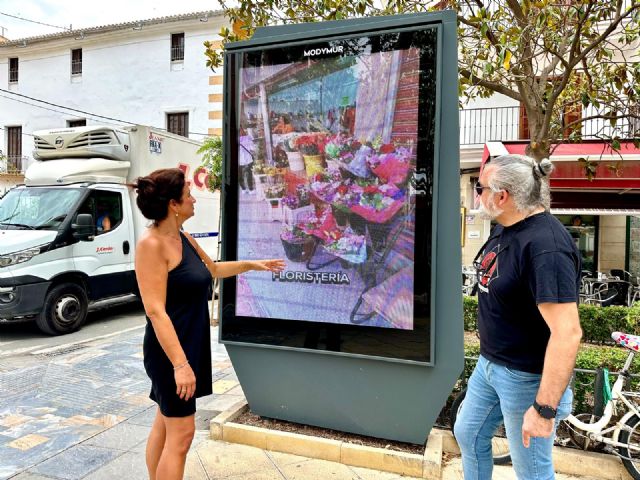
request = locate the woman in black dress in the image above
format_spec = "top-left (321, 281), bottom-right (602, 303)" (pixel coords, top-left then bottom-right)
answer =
top-left (133, 168), bottom-right (284, 480)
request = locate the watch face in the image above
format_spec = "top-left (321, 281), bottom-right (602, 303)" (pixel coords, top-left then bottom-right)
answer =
top-left (536, 404), bottom-right (556, 419)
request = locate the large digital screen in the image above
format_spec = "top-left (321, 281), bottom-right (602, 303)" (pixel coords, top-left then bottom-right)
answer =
top-left (221, 27), bottom-right (438, 363)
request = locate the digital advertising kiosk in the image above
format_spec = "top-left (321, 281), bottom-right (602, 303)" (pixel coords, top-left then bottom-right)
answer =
top-left (220, 10), bottom-right (462, 444)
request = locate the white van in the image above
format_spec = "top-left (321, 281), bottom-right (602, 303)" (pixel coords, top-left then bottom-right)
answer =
top-left (0, 125), bottom-right (219, 335)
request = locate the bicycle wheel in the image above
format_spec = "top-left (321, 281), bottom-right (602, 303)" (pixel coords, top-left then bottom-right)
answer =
top-left (450, 389), bottom-right (512, 465)
top-left (618, 414), bottom-right (640, 480)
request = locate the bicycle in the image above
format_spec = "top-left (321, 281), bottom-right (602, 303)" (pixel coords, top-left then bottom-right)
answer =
top-left (450, 331), bottom-right (640, 478)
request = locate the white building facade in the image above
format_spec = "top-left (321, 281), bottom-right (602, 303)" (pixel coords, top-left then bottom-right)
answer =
top-left (0, 10), bottom-right (227, 194)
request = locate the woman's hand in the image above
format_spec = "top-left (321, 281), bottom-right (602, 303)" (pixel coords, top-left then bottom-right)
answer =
top-left (251, 259), bottom-right (286, 272)
top-left (175, 364), bottom-right (196, 401)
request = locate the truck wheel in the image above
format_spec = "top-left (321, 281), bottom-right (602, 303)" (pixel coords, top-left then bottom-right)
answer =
top-left (36, 283), bottom-right (88, 335)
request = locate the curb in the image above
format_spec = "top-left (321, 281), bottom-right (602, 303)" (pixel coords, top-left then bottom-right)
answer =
top-left (210, 401), bottom-right (631, 480)
top-left (210, 400), bottom-right (441, 478)
top-left (438, 429), bottom-right (630, 480)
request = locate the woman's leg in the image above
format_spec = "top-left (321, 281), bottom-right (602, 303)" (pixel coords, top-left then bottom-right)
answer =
top-left (246, 162), bottom-right (255, 191)
top-left (146, 408), bottom-right (166, 480)
top-left (155, 413), bottom-right (196, 480)
top-left (239, 165), bottom-right (248, 191)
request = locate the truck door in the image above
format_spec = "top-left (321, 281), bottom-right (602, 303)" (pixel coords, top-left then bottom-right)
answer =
top-left (72, 189), bottom-right (136, 299)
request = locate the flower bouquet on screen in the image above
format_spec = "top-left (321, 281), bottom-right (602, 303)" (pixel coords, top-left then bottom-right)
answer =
top-left (264, 184), bottom-right (286, 207)
top-left (350, 181), bottom-right (405, 224)
top-left (367, 146), bottom-right (413, 186)
top-left (280, 225), bottom-right (315, 262)
top-left (309, 170), bottom-right (340, 202)
top-left (323, 228), bottom-right (367, 264)
top-left (282, 185), bottom-right (314, 225)
top-left (341, 144), bottom-right (373, 179)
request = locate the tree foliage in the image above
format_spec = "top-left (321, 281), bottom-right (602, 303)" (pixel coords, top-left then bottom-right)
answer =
top-left (205, 0), bottom-right (640, 160)
top-left (197, 136), bottom-right (223, 192)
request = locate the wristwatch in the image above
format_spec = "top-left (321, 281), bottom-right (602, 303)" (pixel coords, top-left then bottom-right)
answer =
top-left (533, 400), bottom-right (557, 419)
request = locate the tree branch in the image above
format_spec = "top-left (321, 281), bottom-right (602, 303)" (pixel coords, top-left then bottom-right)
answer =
top-left (569, 1), bottom-right (639, 69)
top-left (460, 68), bottom-right (521, 100)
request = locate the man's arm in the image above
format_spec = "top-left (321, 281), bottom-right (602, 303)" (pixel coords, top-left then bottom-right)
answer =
top-left (522, 302), bottom-right (582, 447)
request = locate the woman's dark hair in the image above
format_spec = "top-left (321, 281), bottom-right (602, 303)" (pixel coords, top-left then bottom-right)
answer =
top-left (132, 168), bottom-right (185, 223)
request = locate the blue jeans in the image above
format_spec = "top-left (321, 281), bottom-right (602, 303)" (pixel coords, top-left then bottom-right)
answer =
top-left (454, 355), bottom-right (573, 479)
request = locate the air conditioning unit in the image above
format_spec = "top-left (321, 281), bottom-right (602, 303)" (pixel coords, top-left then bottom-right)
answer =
top-left (33, 126), bottom-right (131, 162)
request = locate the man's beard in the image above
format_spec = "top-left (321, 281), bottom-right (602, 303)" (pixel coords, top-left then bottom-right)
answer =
top-left (478, 195), bottom-right (503, 220)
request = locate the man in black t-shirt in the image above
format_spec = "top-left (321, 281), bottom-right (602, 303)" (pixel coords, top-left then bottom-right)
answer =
top-left (454, 154), bottom-right (582, 479)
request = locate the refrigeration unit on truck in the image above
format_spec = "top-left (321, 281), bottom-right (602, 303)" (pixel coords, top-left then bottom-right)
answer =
top-left (0, 125), bottom-right (220, 335)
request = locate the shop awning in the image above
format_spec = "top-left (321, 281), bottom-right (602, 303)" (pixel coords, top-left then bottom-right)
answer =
top-left (551, 208), bottom-right (640, 216)
top-left (481, 140), bottom-right (640, 191)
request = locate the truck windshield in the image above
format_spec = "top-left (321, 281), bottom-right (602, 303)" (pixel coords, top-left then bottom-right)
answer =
top-left (0, 188), bottom-right (83, 230)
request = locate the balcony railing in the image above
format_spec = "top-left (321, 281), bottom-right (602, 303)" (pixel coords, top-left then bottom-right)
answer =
top-left (460, 107), bottom-right (520, 146)
top-left (0, 155), bottom-right (27, 175)
top-left (459, 106), bottom-right (640, 146)
top-left (171, 45), bottom-right (184, 62)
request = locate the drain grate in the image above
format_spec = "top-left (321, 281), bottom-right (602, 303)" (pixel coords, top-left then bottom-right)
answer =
top-left (37, 344), bottom-right (88, 358)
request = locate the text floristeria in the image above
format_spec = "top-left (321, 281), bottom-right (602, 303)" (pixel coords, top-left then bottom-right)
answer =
top-left (272, 270), bottom-right (350, 285)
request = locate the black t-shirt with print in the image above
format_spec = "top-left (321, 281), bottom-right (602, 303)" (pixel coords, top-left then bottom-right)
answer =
top-left (476, 212), bottom-right (581, 373)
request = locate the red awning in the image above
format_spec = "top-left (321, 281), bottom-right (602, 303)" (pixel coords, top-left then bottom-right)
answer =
top-left (481, 140), bottom-right (640, 191)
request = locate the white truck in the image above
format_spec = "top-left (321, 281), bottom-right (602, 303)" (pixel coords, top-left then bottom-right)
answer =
top-left (0, 125), bottom-right (220, 335)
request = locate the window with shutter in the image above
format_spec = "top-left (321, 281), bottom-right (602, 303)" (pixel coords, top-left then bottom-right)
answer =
top-left (71, 48), bottom-right (82, 75)
top-left (6, 126), bottom-right (22, 173)
top-left (167, 112), bottom-right (189, 137)
top-left (8, 58), bottom-right (18, 83)
top-left (171, 33), bottom-right (185, 61)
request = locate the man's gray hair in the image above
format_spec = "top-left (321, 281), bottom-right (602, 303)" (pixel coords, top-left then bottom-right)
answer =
top-left (487, 154), bottom-right (555, 212)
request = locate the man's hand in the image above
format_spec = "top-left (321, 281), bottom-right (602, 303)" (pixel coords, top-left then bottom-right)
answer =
top-left (522, 406), bottom-right (554, 448)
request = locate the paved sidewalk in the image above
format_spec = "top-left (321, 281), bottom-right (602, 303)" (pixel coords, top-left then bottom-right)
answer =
top-left (0, 326), bottom-right (617, 479)
top-left (180, 440), bottom-right (601, 480)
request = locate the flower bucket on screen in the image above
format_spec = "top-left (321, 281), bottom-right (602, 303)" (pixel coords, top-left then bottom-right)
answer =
top-left (287, 151), bottom-right (305, 172)
top-left (303, 154), bottom-right (326, 177)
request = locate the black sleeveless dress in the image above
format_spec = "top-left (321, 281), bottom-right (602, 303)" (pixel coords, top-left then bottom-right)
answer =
top-left (143, 232), bottom-right (213, 417)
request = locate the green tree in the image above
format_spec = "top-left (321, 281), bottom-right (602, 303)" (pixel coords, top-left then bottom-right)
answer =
top-left (205, 0), bottom-right (639, 161)
top-left (197, 136), bottom-right (223, 192)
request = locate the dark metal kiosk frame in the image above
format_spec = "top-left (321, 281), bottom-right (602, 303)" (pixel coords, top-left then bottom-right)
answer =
top-left (219, 10), bottom-right (462, 444)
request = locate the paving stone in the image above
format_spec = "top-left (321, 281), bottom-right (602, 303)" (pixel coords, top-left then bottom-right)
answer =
top-left (84, 422), bottom-right (149, 451)
top-left (349, 465), bottom-right (412, 480)
top-left (82, 451), bottom-right (147, 480)
top-left (278, 457), bottom-right (360, 480)
top-left (124, 406), bottom-right (157, 427)
top-left (199, 394), bottom-right (244, 413)
top-left (196, 440), bottom-right (276, 478)
top-left (7, 434), bottom-right (49, 451)
top-left (32, 445), bottom-right (123, 480)
top-left (195, 409), bottom-right (221, 431)
top-left (184, 450), bottom-right (208, 480)
top-left (0, 414), bottom-right (35, 428)
top-left (266, 450), bottom-right (314, 467)
top-left (225, 471), bottom-right (285, 480)
top-left (7, 472), bottom-right (56, 479)
top-left (212, 379), bottom-right (239, 394)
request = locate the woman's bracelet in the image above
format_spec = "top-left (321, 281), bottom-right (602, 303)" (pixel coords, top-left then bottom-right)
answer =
top-left (173, 360), bottom-right (189, 371)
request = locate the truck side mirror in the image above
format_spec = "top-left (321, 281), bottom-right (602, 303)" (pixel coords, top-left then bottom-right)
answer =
top-left (72, 213), bottom-right (95, 241)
